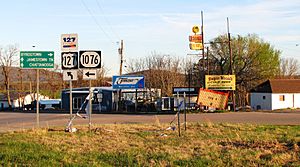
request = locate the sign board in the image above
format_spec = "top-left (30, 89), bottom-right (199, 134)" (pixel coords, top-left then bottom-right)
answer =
top-left (172, 87), bottom-right (200, 95)
top-left (112, 76), bottom-right (145, 89)
top-left (20, 51), bottom-right (54, 69)
top-left (189, 35), bottom-right (202, 43)
top-left (83, 69), bottom-right (97, 80)
top-left (63, 70), bottom-right (78, 81)
top-left (61, 52), bottom-right (78, 70)
top-left (205, 75), bottom-right (236, 90)
top-left (61, 34), bottom-right (78, 51)
top-left (197, 88), bottom-right (229, 109)
top-left (192, 26), bottom-right (200, 34)
top-left (189, 43), bottom-right (203, 50)
top-left (79, 51), bottom-right (101, 69)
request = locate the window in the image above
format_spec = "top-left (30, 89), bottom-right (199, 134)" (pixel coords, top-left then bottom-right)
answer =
top-left (279, 95), bottom-right (285, 101)
top-left (73, 97), bottom-right (83, 109)
top-left (262, 96), bottom-right (266, 100)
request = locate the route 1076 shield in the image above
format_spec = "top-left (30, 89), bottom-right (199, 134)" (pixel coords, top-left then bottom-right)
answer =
top-left (61, 52), bottom-right (78, 70)
top-left (79, 51), bottom-right (101, 69)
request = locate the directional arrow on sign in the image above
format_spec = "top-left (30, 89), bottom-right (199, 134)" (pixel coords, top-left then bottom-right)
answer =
top-left (63, 70), bottom-right (78, 81)
top-left (67, 72), bottom-right (73, 80)
top-left (85, 71), bottom-right (95, 77)
top-left (83, 69), bottom-right (97, 80)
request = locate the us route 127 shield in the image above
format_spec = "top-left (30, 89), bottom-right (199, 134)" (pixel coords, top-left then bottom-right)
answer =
top-left (61, 52), bottom-right (78, 70)
top-left (112, 76), bottom-right (145, 89)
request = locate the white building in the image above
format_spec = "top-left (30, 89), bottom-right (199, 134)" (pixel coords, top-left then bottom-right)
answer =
top-left (0, 93), bottom-right (49, 110)
top-left (250, 79), bottom-right (300, 110)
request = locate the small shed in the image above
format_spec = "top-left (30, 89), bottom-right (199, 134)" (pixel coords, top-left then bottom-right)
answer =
top-left (61, 87), bottom-right (118, 112)
top-left (250, 79), bottom-right (300, 110)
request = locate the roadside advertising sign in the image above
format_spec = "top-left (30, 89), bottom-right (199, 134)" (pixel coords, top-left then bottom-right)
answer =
top-left (112, 76), bottom-right (145, 89)
top-left (189, 34), bottom-right (202, 43)
top-left (197, 88), bottom-right (229, 109)
top-left (205, 75), bottom-right (236, 90)
top-left (189, 43), bottom-right (203, 50)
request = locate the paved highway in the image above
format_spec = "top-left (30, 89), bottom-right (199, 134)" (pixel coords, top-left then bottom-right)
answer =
top-left (0, 111), bottom-right (300, 132)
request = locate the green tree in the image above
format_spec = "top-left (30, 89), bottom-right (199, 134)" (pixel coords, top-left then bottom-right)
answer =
top-left (198, 34), bottom-right (281, 106)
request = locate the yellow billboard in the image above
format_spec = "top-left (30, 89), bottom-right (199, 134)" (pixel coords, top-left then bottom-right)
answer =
top-left (205, 75), bottom-right (236, 90)
top-left (189, 43), bottom-right (203, 50)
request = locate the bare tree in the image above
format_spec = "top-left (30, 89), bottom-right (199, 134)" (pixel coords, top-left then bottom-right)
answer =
top-left (279, 58), bottom-right (299, 78)
top-left (0, 45), bottom-right (18, 109)
top-left (127, 52), bottom-right (186, 96)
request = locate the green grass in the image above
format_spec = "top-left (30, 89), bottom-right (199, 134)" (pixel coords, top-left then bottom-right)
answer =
top-left (0, 123), bottom-right (299, 166)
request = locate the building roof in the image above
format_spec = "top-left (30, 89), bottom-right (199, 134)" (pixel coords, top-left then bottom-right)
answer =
top-left (251, 79), bottom-right (300, 93)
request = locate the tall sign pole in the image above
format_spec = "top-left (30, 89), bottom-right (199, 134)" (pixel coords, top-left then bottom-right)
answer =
top-left (89, 80), bottom-right (92, 131)
top-left (227, 17), bottom-right (236, 112)
top-left (61, 33), bottom-right (79, 131)
top-left (118, 40), bottom-right (124, 112)
top-left (36, 69), bottom-right (39, 128)
top-left (201, 11), bottom-right (205, 86)
top-left (79, 50), bottom-right (101, 131)
top-left (20, 51), bottom-right (55, 128)
top-left (184, 92), bottom-right (186, 131)
top-left (177, 92), bottom-right (181, 137)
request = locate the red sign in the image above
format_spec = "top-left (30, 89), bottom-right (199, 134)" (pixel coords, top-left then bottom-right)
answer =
top-left (189, 35), bottom-right (203, 43)
top-left (197, 88), bottom-right (229, 109)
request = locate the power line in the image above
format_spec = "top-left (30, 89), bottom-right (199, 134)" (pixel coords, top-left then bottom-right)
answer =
top-left (80, 0), bottom-right (115, 43)
top-left (95, 0), bottom-right (120, 40)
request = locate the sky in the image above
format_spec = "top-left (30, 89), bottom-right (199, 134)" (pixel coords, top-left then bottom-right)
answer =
top-left (0, 0), bottom-right (300, 76)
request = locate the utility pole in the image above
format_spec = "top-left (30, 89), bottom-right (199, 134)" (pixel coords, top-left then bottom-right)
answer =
top-left (118, 40), bottom-right (124, 112)
top-left (119, 40), bottom-right (124, 76)
top-left (227, 17), bottom-right (236, 112)
top-left (206, 46), bottom-right (209, 75)
top-left (201, 11), bottom-right (205, 87)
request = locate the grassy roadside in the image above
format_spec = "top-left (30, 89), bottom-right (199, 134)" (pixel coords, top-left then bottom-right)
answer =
top-left (0, 122), bottom-right (299, 166)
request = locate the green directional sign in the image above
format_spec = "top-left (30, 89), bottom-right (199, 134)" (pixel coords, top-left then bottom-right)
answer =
top-left (20, 51), bottom-right (54, 69)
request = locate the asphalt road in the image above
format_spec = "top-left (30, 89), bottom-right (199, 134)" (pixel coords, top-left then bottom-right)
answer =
top-left (0, 111), bottom-right (300, 132)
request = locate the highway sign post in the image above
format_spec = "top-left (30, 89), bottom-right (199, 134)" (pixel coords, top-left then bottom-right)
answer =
top-left (79, 50), bottom-right (101, 131)
top-left (20, 51), bottom-right (55, 128)
top-left (61, 34), bottom-right (80, 132)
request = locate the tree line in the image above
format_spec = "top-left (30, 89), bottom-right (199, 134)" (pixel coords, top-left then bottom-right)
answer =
top-left (126, 34), bottom-right (299, 106)
top-left (0, 34), bottom-right (299, 108)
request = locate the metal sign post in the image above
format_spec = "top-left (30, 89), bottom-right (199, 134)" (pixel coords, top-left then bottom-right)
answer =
top-left (89, 80), bottom-right (92, 131)
top-left (177, 92), bottom-right (181, 137)
top-left (184, 92), bottom-right (186, 131)
top-left (135, 89), bottom-right (138, 112)
top-left (78, 50), bottom-right (101, 131)
top-left (69, 80), bottom-right (73, 125)
top-left (36, 69), bottom-right (39, 128)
